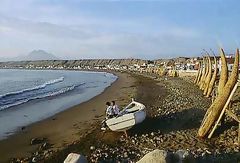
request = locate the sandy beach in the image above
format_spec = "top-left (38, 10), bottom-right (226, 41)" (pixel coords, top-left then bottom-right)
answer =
top-left (0, 71), bottom-right (136, 162)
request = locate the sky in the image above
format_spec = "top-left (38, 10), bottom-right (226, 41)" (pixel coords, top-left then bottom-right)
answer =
top-left (0, 0), bottom-right (240, 59)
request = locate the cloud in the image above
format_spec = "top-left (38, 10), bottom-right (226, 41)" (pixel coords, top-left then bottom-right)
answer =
top-left (0, 14), bottom-right (203, 59)
top-left (0, 16), bottom-right (96, 39)
top-left (0, 0), bottom-right (216, 59)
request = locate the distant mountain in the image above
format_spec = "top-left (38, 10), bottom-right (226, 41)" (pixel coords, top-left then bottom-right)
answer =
top-left (0, 50), bottom-right (59, 62)
top-left (18, 50), bottom-right (59, 61)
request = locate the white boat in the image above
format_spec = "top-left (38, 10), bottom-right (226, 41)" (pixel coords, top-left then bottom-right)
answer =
top-left (105, 99), bottom-right (146, 132)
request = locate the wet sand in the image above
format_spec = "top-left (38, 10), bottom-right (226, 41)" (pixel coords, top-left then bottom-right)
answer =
top-left (0, 72), bottom-right (136, 162)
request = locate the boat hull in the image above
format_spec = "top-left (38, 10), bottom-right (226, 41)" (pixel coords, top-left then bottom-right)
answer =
top-left (106, 101), bottom-right (146, 132)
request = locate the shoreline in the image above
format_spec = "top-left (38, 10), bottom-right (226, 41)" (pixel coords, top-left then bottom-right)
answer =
top-left (0, 69), bottom-right (117, 140)
top-left (0, 71), bottom-right (136, 162)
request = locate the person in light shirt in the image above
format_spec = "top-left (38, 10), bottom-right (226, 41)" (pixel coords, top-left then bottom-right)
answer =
top-left (111, 101), bottom-right (120, 116)
top-left (105, 101), bottom-right (114, 118)
top-left (101, 101), bottom-right (114, 130)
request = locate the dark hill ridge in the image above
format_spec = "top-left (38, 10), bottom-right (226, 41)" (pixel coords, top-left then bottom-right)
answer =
top-left (0, 57), bottom-right (192, 69)
top-left (0, 59), bottom-right (147, 68)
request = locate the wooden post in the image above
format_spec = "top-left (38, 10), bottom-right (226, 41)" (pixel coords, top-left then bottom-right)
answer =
top-left (208, 82), bottom-right (238, 138)
top-left (238, 122), bottom-right (240, 145)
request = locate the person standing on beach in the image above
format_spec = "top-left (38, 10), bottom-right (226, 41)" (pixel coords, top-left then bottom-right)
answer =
top-left (105, 101), bottom-right (114, 118)
top-left (112, 101), bottom-right (120, 116)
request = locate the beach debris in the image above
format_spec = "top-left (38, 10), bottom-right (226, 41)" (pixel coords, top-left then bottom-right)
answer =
top-left (30, 137), bottom-right (46, 145)
top-left (64, 153), bottom-right (88, 163)
top-left (198, 48), bottom-right (239, 137)
top-left (90, 146), bottom-right (95, 150)
top-left (32, 157), bottom-right (38, 163)
top-left (38, 142), bottom-right (50, 151)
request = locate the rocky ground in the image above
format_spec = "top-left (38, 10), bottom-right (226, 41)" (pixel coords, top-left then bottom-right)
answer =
top-left (86, 73), bottom-right (240, 163)
top-left (11, 72), bottom-right (240, 163)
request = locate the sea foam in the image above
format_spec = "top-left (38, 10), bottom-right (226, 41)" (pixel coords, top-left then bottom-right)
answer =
top-left (0, 77), bottom-right (64, 99)
top-left (0, 84), bottom-right (81, 111)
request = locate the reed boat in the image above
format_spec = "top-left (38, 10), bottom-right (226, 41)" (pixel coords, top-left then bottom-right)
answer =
top-left (105, 99), bottom-right (146, 132)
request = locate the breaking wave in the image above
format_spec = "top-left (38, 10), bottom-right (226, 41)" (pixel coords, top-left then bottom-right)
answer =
top-left (0, 84), bottom-right (77, 111)
top-left (0, 77), bottom-right (64, 99)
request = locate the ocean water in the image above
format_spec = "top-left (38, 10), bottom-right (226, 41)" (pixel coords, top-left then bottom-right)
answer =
top-left (0, 69), bottom-right (117, 139)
